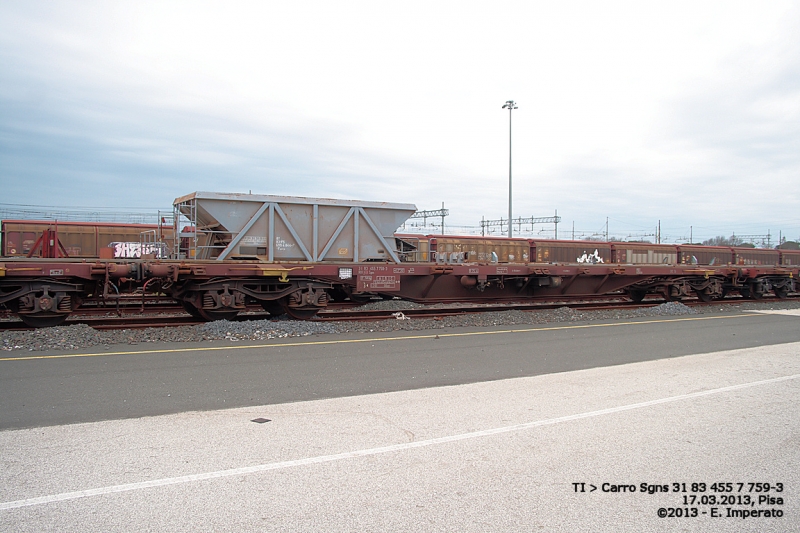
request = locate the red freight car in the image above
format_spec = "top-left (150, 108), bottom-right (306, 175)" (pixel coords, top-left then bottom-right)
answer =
top-left (733, 247), bottom-right (780, 266)
top-left (678, 245), bottom-right (732, 266)
top-left (1, 220), bottom-right (174, 258)
top-left (611, 243), bottom-right (679, 264)
top-left (780, 249), bottom-right (800, 266)
top-left (533, 240), bottom-right (612, 264)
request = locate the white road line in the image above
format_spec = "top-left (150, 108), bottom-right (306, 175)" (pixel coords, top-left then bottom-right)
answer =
top-left (2, 373), bottom-right (798, 511)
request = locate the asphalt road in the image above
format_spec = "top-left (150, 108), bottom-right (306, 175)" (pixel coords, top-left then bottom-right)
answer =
top-left (2, 309), bottom-right (799, 429)
top-left (2, 309), bottom-right (799, 532)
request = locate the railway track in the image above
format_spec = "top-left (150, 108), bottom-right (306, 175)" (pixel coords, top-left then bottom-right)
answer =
top-left (2, 294), bottom-right (794, 332)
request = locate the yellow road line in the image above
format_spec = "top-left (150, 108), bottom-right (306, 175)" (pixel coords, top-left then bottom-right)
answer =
top-left (0, 313), bottom-right (764, 362)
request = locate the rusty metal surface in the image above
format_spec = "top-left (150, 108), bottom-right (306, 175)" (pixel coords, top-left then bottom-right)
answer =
top-left (2, 220), bottom-right (174, 258)
top-left (534, 240), bottom-right (613, 264)
top-left (2, 239), bottom-right (800, 327)
top-left (733, 247), bottom-right (780, 265)
top-left (611, 243), bottom-right (678, 265)
top-left (432, 236), bottom-right (530, 263)
top-left (678, 244), bottom-right (733, 265)
top-left (780, 249), bottom-right (800, 266)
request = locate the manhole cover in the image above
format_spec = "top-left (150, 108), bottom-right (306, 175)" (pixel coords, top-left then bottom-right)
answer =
top-left (251, 418), bottom-right (271, 424)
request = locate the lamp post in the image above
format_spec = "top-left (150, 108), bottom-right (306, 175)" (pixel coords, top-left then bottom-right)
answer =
top-left (502, 100), bottom-right (517, 238)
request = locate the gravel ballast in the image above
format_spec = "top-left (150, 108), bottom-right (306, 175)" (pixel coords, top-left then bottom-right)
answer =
top-left (2, 299), bottom-right (799, 352)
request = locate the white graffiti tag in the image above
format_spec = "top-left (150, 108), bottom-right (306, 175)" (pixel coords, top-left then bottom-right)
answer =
top-left (577, 249), bottom-right (604, 264)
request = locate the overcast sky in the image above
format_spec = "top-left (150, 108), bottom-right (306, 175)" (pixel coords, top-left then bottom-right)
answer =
top-left (1, 1), bottom-right (798, 244)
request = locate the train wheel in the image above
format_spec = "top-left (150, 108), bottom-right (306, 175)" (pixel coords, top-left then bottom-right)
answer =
top-left (738, 287), bottom-right (751, 299)
top-left (774, 287), bottom-right (789, 299)
top-left (197, 308), bottom-right (240, 321)
top-left (20, 313), bottom-right (68, 328)
top-left (261, 300), bottom-right (287, 317)
top-left (661, 288), bottom-right (677, 302)
top-left (285, 306), bottom-right (320, 320)
top-left (695, 289), bottom-right (714, 303)
top-left (628, 290), bottom-right (646, 303)
top-left (745, 281), bottom-right (766, 300)
top-left (182, 301), bottom-right (205, 319)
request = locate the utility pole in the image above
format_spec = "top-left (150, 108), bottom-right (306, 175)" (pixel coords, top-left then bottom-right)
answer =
top-left (408, 205), bottom-right (449, 233)
top-left (502, 100), bottom-right (518, 238)
top-left (554, 210), bottom-right (558, 239)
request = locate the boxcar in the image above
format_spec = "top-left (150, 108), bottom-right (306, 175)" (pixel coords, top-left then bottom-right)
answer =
top-left (1, 220), bottom-right (173, 258)
top-left (432, 236), bottom-right (529, 263)
top-left (678, 245), bottom-right (733, 266)
top-left (394, 234), bottom-right (430, 262)
top-left (611, 243), bottom-right (679, 264)
top-left (533, 240), bottom-right (612, 264)
top-left (779, 249), bottom-right (800, 266)
top-left (733, 247), bottom-right (780, 266)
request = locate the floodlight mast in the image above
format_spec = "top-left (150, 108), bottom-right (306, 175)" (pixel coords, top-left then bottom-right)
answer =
top-left (502, 100), bottom-right (518, 238)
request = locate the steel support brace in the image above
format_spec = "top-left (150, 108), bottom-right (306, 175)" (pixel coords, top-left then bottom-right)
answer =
top-left (272, 203), bottom-right (313, 261)
top-left (358, 207), bottom-right (402, 263)
top-left (593, 274), bottom-right (611, 293)
top-left (560, 273), bottom-right (580, 295)
top-left (354, 208), bottom-right (360, 262)
top-left (216, 202), bottom-right (270, 260)
top-left (268, 204), bottom-right (275, 261)
top-left (318, 207), bottom-right (356, 260)
top-left (312, 204), bottom-right (319, 261)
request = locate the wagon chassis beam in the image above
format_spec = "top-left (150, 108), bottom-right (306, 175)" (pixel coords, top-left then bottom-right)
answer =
top-left (176, 277), bottom-right (334, 303)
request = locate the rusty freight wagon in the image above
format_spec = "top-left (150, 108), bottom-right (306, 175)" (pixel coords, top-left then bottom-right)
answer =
top-left (733, 247), bottom-right (780, 266)
top-left (779, 249), bottom-right (800, 266)
top-left (431, 236), bottom-right (529, 263)
top-left (395, 235), bottom-right (530, 263)
top-left (611, 243), bottom-right (679, 265)
top-left (533, 240), bottom-right (612, 264)
top-left (678, 245), bottom-right (733, 266)
top-left (1, 220), bottom-right (174, 258)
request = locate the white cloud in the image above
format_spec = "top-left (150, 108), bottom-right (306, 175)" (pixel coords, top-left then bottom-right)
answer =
top-left (1, 0), bottom-right (799, 243)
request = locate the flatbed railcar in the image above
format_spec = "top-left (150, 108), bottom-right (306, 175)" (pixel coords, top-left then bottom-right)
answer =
top-left (1, 192), bottom-right (797, 327)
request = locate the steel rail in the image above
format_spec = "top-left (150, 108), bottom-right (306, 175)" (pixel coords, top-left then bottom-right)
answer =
top-left (1, 294), bottom-right (795, 332)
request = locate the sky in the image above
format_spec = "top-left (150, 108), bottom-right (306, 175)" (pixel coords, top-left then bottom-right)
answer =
top-left (1, 1), bottom-right (799, 244)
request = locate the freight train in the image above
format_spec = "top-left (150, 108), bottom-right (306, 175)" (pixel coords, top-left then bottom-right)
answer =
top-left (1, 191), bottom-right (796, 327)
